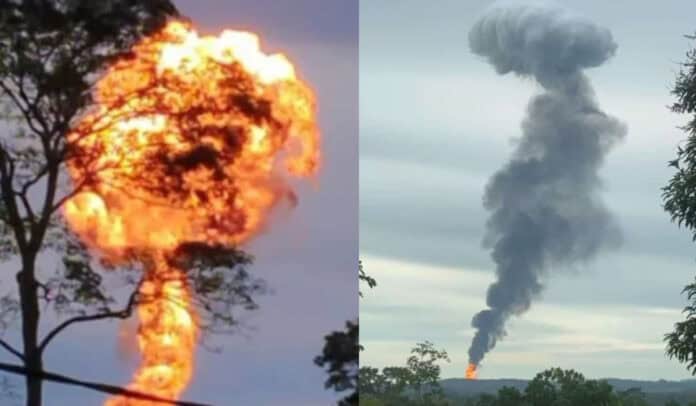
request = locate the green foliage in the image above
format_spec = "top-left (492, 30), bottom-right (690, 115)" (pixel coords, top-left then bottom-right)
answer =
top-left (380, 366), bottom-right (414, 404)
top-left (522, 368), bottom-right (618, 406)
top-left (471, 393), bottom-right (497, 406)
top-left (495, 386), bottom-right (525, 406)
top-left (360, 396), bottom-right (387, 406)
top-left (359, 341), bottom-right (450, 406)
top-left (408, 341), bottom-right (451, 403)
top-left (441, 368), bottom-right (662, 406)
top-left (361, 365), bottom-right (696, 406)
top-left (616, 388), bottom-right (650, 406)
top-left (664, 34), bottom-right (696, 236)
top-left (665, 280), bottom-right (696, 374)
top-left (663, 34), bottom-right (696, 378)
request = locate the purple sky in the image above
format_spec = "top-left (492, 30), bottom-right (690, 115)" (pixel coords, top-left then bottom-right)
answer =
top-left (0, 1), bottom-right (357, 405)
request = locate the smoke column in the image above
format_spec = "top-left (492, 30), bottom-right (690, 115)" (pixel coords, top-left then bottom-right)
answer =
top-left (467, 3), bottom-right (626, 370)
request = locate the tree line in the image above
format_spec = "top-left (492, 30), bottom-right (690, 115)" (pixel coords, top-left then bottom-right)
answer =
top-left (360, 346), bottom-right (695, 406)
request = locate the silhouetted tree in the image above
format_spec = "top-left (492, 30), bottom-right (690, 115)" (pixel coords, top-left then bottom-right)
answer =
top-left (663, 34), bottom-right (696, 377)
top-left (0, 2), bottom-right (269, 405)
top-left (0, 3), bottom-right (179, 404)
top-left (315, 320), bottom-right (359, 405)
top-left (316, 262), bottom-right (371, 405)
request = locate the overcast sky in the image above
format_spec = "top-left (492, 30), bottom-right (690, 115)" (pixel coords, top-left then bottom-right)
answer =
top-left (360, 0), bottom-right (696, 381)
top-left (0, 1), bottom-right (357, 405)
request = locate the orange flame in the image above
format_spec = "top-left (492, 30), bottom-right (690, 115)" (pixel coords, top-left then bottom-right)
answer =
top-left (63, 20), bottom-right (319, 404)
top-left (466, 363), bottom-right (477, 380)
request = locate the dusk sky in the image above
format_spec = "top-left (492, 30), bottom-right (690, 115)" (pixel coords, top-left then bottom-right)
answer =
top-left (360, 0), bottom-right (696, 380)
top-left (0, 1), bottom-right (357, 405)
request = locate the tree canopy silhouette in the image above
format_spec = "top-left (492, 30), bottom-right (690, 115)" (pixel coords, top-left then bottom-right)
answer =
top-left (0, 1), bottom-right (271, 405)
top-left (663, 34), bottom-right (696, 377)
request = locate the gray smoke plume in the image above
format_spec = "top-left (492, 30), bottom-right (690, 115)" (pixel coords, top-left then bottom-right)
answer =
top-left (467, 3), bottom-right (626, 368)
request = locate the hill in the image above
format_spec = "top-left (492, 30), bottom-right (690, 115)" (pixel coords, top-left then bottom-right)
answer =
top-left (440, 378), bottom-right (696, 405)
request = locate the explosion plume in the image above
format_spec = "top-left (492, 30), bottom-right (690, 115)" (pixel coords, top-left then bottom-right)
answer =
top-left (63, 20), bottom-right (319, 404)
top-left (466, 3), bottom-right (625, 372)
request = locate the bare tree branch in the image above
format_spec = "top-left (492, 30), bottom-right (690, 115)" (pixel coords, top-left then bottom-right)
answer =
top-left (0, 338), bottom-right (23, 362)
top-left (0, 82), bottom-right (44, 137)
top-left (15, 190), bottom-right (36, 225)
top-left (20, 163), bottom-right (49, 196)
top-left (38, 289), bottom-right (139, 354)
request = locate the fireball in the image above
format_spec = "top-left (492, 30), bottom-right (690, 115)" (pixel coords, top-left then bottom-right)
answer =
top-left (63, 20), bottom-right (320, 404)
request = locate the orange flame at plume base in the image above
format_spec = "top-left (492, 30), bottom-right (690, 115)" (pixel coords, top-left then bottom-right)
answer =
top-left (466, 363), bottom-right (477, 380)
top-left (63, 20), bottom-right (319, 404)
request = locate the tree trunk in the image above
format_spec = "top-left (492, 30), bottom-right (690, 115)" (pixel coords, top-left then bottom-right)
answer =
top-left (18, 256), bottom-right (42, 406)
top-left (24, 367), bottom-right (42, 406)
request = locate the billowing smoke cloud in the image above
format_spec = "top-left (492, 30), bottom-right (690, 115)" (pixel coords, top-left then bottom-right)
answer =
top-left (467, 3), bottom-right (626, 368)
